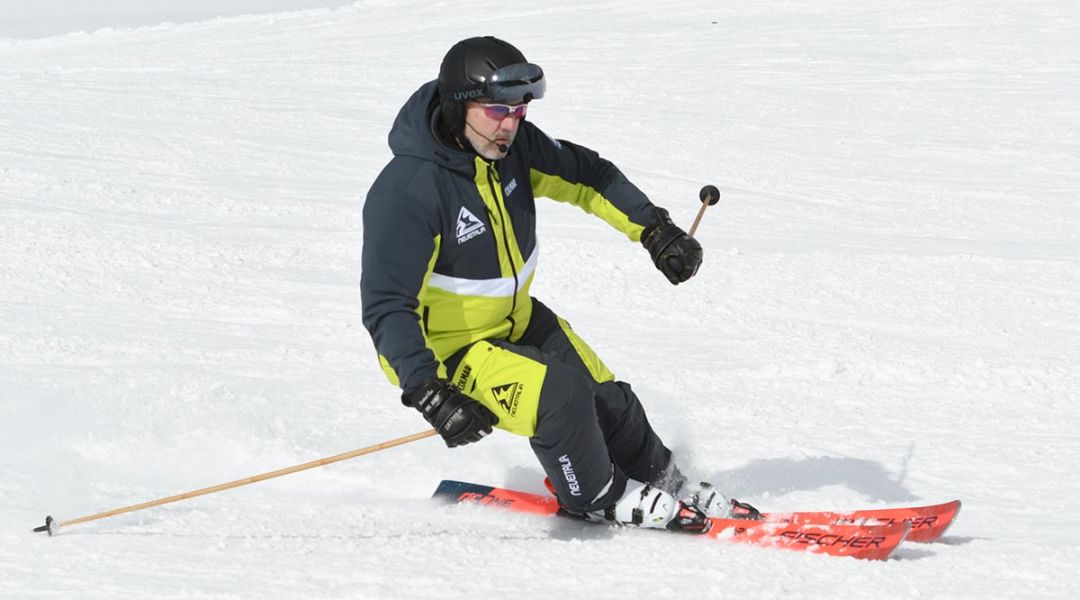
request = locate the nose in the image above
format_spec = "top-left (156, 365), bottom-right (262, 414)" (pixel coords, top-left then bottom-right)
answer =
top-left (501, 114), bottom-right (521, 128)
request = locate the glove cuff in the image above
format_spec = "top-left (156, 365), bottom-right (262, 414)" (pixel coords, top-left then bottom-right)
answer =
top-left (641, 207), bottom-right (684, 265)
top-left (403, 378), bottom-right (455, 418)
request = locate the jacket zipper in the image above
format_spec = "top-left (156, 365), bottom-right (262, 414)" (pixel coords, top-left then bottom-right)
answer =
top-left (484, 162), bottom-right (519, 338)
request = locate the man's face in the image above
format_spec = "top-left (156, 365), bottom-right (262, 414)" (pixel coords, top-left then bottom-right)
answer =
top-left (462, 100), bottom-right (528, 160)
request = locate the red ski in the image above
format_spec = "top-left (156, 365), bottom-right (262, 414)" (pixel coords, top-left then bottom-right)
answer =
top-left (433, 480), bottom-right (912, 560)
top-left (701, 517), bottom-right (907, 560)
top-left (432, 480), bottom-right (960, 543)
top-left (759, 500), bottom-right (961, 543)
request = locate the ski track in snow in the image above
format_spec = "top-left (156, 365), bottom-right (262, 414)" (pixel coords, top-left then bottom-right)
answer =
top-left (2, 0), bottom-right (1079, 597)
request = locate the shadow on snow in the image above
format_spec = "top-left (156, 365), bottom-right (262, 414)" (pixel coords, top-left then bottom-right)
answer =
top-left (707, 456), bottom-right (920, 504)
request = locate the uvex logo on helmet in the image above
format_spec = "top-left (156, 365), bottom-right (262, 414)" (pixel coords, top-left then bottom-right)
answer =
top-left (452, 88), bottom-right (486, 102)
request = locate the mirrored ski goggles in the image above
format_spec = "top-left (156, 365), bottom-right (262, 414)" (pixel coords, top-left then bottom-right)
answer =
top-left (480, 103), bottom-right (529, 120)
top-left (452, 62), bottom-right (546, 104)
top-left (487, 62), bottom-right (546, 103)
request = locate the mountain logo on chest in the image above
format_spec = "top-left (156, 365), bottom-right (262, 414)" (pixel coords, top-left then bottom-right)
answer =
top-left (456, 206), bottom-right (487, 244)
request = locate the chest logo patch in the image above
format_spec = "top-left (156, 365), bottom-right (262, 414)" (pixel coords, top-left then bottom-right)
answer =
top-left (456, 206), bottom-right (487, 245)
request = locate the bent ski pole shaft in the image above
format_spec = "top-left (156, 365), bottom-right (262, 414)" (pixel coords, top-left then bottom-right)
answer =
top-left (33, 429), bottom-right (438, 536)
top-left (688, 184), bottom-right (720, 238)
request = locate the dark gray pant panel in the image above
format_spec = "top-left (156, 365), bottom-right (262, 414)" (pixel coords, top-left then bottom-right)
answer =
top-left (593, 380), bottom-right (672, 485)
top-left (523, 299), bottom-right (673, 487)
top-left (527, 359), bottom-right (628, 512)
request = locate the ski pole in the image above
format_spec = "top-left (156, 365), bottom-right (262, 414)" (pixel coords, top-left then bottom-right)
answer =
top-left (687, 184), bottom-right (720, 238)
top-left (32, 429), bottom-right (438, 536)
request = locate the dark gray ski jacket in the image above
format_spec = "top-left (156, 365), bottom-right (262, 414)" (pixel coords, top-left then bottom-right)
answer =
top-left (361, 81), bottom-right (657, 393)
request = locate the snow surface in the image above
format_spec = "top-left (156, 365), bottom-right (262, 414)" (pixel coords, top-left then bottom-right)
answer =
top-left (2, 0), bottom-right (1079, 597)
top-left (0, 1), bottom-right (358, 40)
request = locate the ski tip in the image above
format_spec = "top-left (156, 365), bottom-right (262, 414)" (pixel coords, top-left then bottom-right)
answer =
top-left (938, 500), bottom-right (962, 539)
top-left (432, 480), bottom-right (494, 502)
top-left (432, 480), bottom-right (462, 501)
top-left (882, 521), bottom-right (912, 561)
top-left (939, 499), bottom-right (962, 512)
top-left (32, 515), bottom-right (56, 536)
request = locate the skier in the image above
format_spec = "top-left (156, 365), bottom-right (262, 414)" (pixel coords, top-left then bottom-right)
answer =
top-left (361, 36), bottom-right (730, 530)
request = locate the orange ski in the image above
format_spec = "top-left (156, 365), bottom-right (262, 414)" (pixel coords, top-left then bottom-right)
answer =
top-left (704, 517), bottom-right (909, 561)
top-left (759, 500), bottom-right (961, 543)
top-left (433, 480), bottom-right (914, 560)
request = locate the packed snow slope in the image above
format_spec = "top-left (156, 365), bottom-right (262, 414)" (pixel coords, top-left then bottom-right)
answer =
top-left (0, 0), bottom-right (359, 39)
top-left (2, 1), bottom-right (1078, 597)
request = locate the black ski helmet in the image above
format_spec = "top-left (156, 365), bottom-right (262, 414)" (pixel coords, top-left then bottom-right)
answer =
top-left (437, 36), bottom-right (546, 135)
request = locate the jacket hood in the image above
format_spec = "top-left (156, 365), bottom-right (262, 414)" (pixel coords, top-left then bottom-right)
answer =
top-left (388, 80), bottom-right (475, 175)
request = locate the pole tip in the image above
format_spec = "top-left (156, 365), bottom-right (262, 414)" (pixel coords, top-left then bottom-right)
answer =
top-left (699, 185), bottom-right (720, 206)
top-left (32, 515), bottom-right (56, 536)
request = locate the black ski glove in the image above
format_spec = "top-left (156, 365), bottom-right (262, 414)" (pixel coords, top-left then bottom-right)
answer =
top-left (641, 207), bottom-right (703, 285)
top-left (403, 378), bottom-right (498, 448)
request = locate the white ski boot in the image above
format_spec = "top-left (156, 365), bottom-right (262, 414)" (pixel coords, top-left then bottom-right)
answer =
top-left (576, 478), bottom-right (760, 534)
top-left (590, 482), bottom-right (679, 529)
top-left (684, 481), bottom-right (761, 520)
top-left (663, 482), bottom-right (762, 533)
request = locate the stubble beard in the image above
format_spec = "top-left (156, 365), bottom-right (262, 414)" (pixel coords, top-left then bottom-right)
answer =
top-left (464, 125), bottom-right (513, 160)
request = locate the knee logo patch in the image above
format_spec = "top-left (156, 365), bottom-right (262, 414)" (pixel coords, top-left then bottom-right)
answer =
top-left (452, 341), bottom-right (545, 437)
top-left (491, 382), bottom-right (523, 417)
